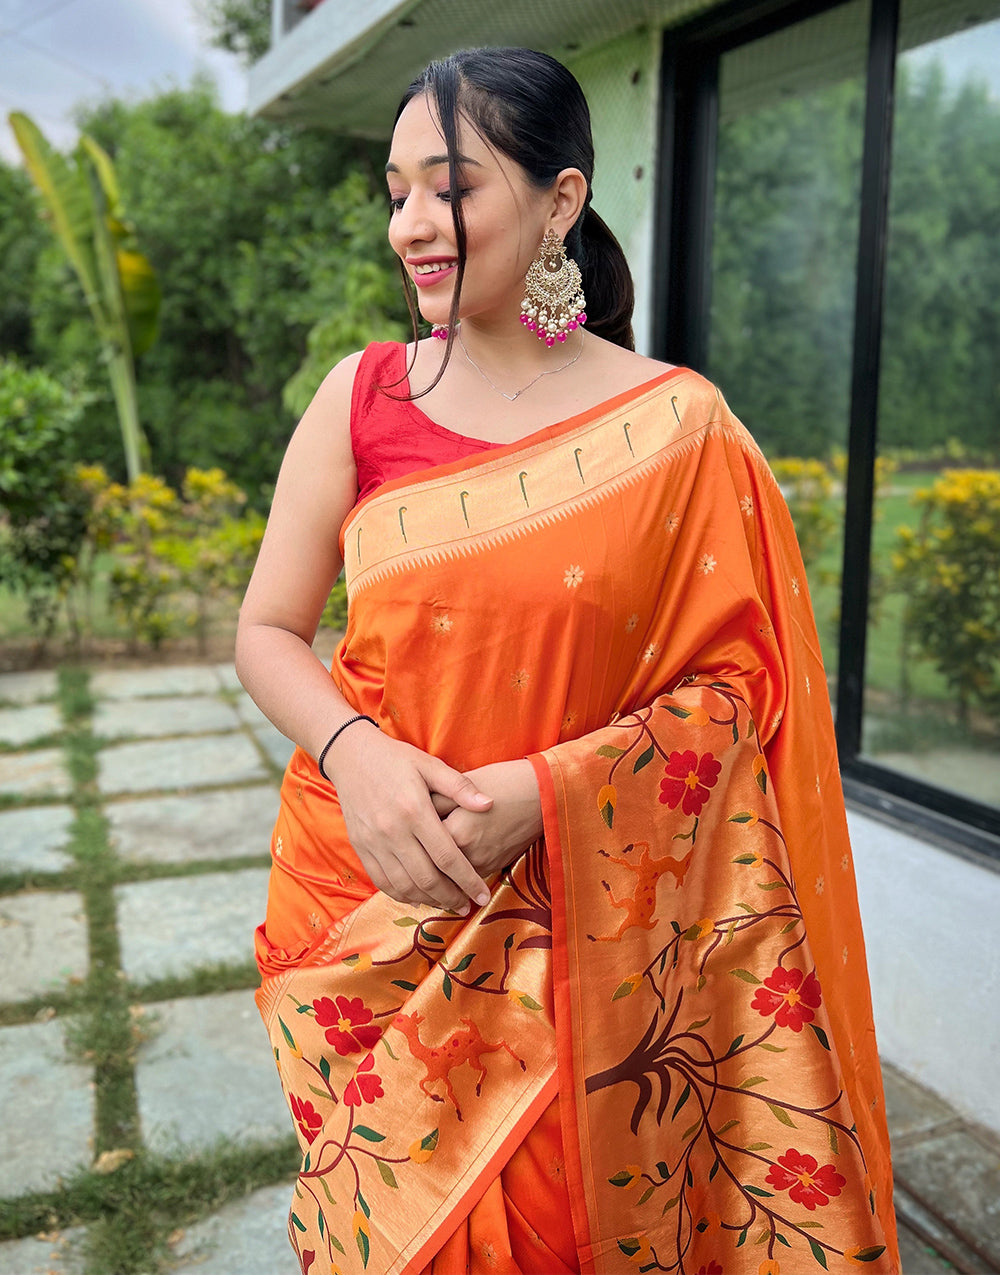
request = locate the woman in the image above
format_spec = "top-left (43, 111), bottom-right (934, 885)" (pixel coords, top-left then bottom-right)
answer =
top-left (236, 47), bottom-right (899, 1275)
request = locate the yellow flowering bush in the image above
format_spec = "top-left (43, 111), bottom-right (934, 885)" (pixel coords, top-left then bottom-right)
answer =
top-left (770, 458), bottom-right (837, 572)
top-left (892, 469), bottom-right (1000, 718)
top-left (78, 465), bottom-right (264, 650)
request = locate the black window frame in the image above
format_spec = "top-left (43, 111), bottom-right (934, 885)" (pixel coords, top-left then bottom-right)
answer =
top-left (651, 0), bottom-right (1000, 861)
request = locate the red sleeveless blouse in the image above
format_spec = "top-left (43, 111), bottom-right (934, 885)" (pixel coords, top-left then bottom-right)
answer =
top-left (350, 341), bottom-right (497, 503)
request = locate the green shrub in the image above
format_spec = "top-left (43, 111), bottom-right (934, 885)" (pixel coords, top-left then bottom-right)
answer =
top-left (892, 469), bottom-right (1000, 719)
top-left (0, 358), bottom-right (92, 636)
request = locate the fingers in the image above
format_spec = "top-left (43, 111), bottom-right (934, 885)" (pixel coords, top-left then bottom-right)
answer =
top-left (424, 760), bottom-right (493, 813)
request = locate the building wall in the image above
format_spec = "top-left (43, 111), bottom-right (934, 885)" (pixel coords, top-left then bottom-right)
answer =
top-left (568, 28), bottom-right (660, 355)
top-left (849, 809), bottom-right (1000, 1133)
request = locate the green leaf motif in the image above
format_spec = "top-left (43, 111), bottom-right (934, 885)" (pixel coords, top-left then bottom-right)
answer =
top-left (442, 973), bottom-right (453, 1001)
top-left (726, 1034), bottom-right (746, 1055)
top-left (331, 1234), bottom-right (346, 1255)
top-left (757, 880), bottom-right (786, 891)
top-left (356, 1227), bottom-right (370, 1267)
top-left (291, 1212), bottom-right (307, 1232)
top-left (278, 1018), bottom-right (297, 1051)
top-left (419, 927), bottom-right (445, 945)
top-left (850, 1247), bottom-right (886, 1263)
top-left (617, 1238), bottom-right (641, 1258)
top-left (663, 704), bottom-right (691, 719)
top-left (633, 742), bottom-right (655, 773)
top-left (354, 1126), bottom-right (385, 1142)
top-left (716, 1118), bottom-right (740, 1134)
top-left (745, 1142), bottom-right (772, 1151)
top-left (686, 1016), bottom-right (711, 1031)
top-left (809, 1237), bottom-right (829, 1269)
top-left (471, 971), bottom-right (494, 987)
top-left (809, 1022), bottom-right (831, 1051)
top-left (394, 916), bottom-right (420, 927)
top-left (828, 1123), bottom-right (839, 1155)
top-left (729, 969), bottom-right (761, 984)
top-left (656, 1160), bottom-right (670, 1178)
top-left (738, 1075), bottom-right (767, 1089)
top-left (609, 1169), bottom-right (635, 1188)
top-left (357, 1189), bottom-right (371, 1219)
top-left (421, 1128), bottom-right (440, 1152)
top-left (451, 953), bottom-right (475, 973)
top-left (662, 1194), bottom-right (680, 1213)
top-left (767, 1103), bottom-right (798, 1128)
top-left (637, 1185), bottom-right (654, 1205)
top-left (709, 1158), bottom-right (720, 1181)
top-left (391, 979), bottom-right (418, 992)
top-left (600, 799), bottom-right (614, 829)
top-left (758, 1042), bottom-right (786, 1053)
top-left (377, 1160), bottom-right (399, 1188)
top-left (596, 744), bottom-right (625, 758)
top-left (672, 1083), bottom-right (691, 1119)
top-left (736, 1227), bottom-right (748, 1247)
top-left (743, 1184), bottom-right (774, 1198)
top-left (320, 1056), bottom-right (331, 1082)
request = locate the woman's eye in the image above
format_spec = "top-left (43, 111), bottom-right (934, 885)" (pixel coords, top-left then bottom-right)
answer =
top-left (388, 196), bottom-right (406, 213)
top-left (437, 188), bottom-right (471, 203)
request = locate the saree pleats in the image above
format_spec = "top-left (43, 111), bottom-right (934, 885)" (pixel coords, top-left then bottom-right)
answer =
top-left (255, 367), bottom-right (899, 1273)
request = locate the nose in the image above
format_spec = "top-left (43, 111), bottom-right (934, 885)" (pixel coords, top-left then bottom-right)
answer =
top-left (389, 190), bottom-right (439, 253)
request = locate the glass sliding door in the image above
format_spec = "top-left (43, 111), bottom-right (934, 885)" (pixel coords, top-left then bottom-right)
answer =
top-left (860, 2), bottom-right (1000, 809)
top-left (706, 0), bottom-right (871, 690)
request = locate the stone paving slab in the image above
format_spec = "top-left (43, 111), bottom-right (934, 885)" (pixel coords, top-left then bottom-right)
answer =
top-left (0, 891), bottom-right (88, 1001)
top-left (98, 733), bottom-right (268, 796)
top-left (116, 868), bottom-right (268, 983)
top-left (0, 805), bottom-right (75, 875)
top-left (169, 1181), bottom-right (298, 1274)
top-left (251, 721), bottom-right (296, 770)
top-left (135, 989), bottom-right (288, 1153)
top-left (893, 1126), bottom-right (1000, 1265)
top-left (896, 1224), bottom-right (957, 1274)
top-left (882, 1062), bottom-right (956, 1140)
top-left (89, 665), bottom-right (222, 700)
top-left (0, 1019), bottom-right (94, 1196)
top-left (0, 670), bottom-right (57, 705)
top-left (213, 662), bottom-right (241, 691)
top-left (107, 787), bottom-right (277, 866)
top-left (0, 748), bottom-right (69, 799)
top-left (0, 1228), bottom-right (86, 1275)
top-left (0, 703), bottom-right (62, 747)
top-left (94, 695), bottom-right (242, 741)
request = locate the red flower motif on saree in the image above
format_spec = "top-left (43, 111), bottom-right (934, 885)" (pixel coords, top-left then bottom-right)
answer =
top-left (658, 750), bottom-right (722, 816)
top-left (312, 994), bottom-right (381, 1055)
top-left (766, 1148), bottom-right (846, 1210)
top-left (751, 966), bottom-right (822, 1031)
top-left (289, 1093), bottom-right (322, 1144)
top-left (343, 1051), bottom-right (384, 1106)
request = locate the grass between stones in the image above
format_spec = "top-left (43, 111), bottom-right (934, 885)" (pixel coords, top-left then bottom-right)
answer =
top-left (0, 665), bottom-right (297, 1273)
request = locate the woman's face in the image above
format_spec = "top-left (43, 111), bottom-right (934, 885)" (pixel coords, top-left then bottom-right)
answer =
top-left (386, 92), bottom-right (550, 330)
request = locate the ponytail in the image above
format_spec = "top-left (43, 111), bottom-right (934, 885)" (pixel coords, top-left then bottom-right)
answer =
top-left (569, 206), bottom-right (635, 352)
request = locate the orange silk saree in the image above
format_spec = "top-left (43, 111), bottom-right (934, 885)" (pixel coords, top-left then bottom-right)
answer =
top-left (255, 366), bottom-right (899, 1274)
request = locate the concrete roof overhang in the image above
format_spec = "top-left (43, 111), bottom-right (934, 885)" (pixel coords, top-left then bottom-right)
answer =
top-left (247, 0), bottom-right (709, 136)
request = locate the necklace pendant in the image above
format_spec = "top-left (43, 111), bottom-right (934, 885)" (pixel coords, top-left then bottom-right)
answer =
top-left (502, 389), bottom-right (520, 402)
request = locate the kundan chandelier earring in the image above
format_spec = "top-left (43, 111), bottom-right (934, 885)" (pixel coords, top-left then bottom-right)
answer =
top-left (520, 230), bottom-right (587, 347)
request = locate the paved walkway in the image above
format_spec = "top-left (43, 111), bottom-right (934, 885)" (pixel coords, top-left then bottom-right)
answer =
top-left (0, 664), bottom-right (997, 1273)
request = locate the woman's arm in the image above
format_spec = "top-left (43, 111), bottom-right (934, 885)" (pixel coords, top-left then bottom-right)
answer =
top-left (235, 353), bottom-right (492, 913)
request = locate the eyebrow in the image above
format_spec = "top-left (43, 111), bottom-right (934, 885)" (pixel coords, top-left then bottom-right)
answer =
top-left (385, 154), bottom-right (481, 174)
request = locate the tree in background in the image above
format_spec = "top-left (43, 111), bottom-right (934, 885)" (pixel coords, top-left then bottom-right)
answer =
top-left (10, 114), bottom-right (160, 481)
top-left (195, 0), bottom-right (272, 66)
top-left (18, 81), bottom-right (402, 498)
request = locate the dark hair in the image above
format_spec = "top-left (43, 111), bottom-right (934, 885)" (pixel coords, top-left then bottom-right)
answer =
top-left (393, 47), bottom-right (635, 388)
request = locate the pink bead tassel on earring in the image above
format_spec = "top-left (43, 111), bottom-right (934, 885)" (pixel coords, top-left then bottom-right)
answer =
top-left (519, 230), bottom-right (587, 348)
top-left (430, 324), bottom-right (450, 340)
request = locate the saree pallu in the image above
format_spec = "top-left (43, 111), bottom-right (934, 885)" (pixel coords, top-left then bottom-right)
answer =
top-left (255, 367), bottom-right (900, 1274)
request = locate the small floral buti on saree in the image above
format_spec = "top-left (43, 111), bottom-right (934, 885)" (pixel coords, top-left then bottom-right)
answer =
top-left (256, 366), bottom-right (899, 1273)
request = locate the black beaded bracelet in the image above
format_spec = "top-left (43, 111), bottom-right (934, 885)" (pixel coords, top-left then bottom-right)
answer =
top-left (316, 714), bottom-right (379, 780)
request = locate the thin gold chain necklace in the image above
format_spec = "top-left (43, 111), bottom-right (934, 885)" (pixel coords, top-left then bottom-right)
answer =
top-left (458, 328), bottom-right (584, 402)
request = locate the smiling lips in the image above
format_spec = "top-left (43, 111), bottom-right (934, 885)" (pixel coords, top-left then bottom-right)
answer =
top-left (410, 259), bottom-right (458, 287)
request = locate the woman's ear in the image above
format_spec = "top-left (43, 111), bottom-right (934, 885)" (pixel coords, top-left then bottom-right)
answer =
top-left (548, 167), bottom-right (589, 237)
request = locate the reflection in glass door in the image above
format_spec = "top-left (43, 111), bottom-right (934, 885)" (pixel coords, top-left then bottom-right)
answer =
top-left (706, 1), bottom-right (870, 692)
top-left (861, 4), bottom-right (1000, 809)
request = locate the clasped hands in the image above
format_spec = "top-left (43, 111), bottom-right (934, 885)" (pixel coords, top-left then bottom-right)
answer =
top-left (324, 729), bottom-right (543, 915)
